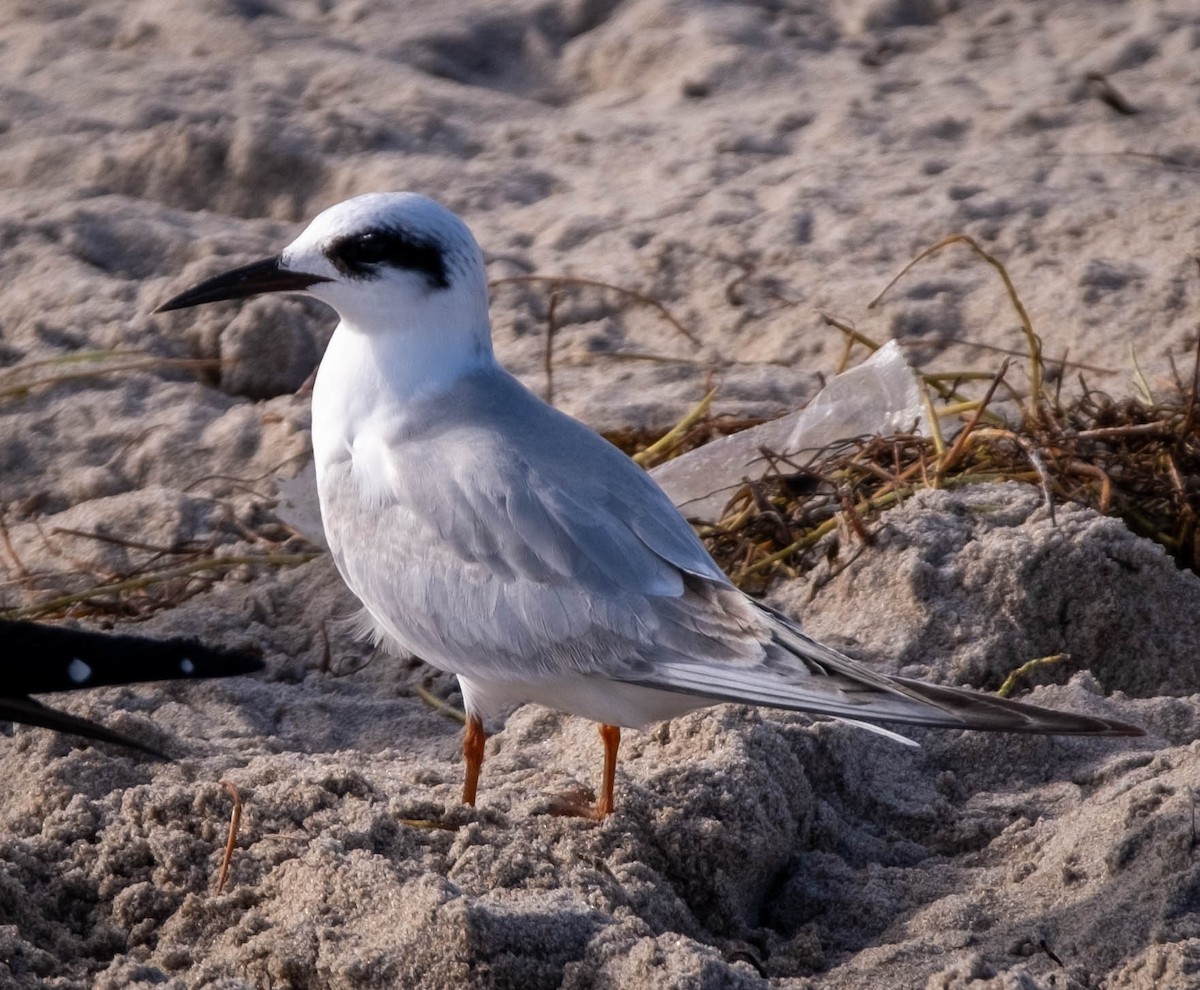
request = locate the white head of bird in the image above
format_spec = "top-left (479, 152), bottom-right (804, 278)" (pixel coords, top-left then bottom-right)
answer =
top-left (158, 192), bottom-right (495, 402)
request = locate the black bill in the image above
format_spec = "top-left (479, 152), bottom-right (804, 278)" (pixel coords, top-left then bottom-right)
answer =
top-left (155, 256), bottom-right (330, 312)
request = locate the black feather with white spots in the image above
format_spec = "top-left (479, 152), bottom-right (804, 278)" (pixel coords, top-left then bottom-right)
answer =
top-left (1, 619), bottom-right (264, 757)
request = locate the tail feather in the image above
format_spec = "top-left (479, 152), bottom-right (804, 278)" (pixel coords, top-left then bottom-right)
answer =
top-left (632, 601), bottom-right (1144, 738)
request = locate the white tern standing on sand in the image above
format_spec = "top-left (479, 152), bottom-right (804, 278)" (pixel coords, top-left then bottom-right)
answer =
top-left (157, 192), bottom-right (1141, 818)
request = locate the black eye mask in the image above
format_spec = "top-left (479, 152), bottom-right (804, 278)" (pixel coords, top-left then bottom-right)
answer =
top-left (326, 228), bottom-right (449, 289)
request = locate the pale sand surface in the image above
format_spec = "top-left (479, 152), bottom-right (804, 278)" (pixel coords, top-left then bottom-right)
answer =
top-left (2, 1), bottom-right (1199, 987)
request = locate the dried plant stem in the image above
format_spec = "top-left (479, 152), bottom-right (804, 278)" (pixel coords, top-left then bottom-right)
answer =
top-left (632, 389), bottom-right (717, 467)
top-left (490, 274), bottom-right (701, 347)
top-left (215, 780), bottom-right (244, 894)
top-left (743, 488), bottom-right (908, 578)
top-left (920, 385), bottom-right (948, 461)
top-left (1066, 461), bottom-right (1113, 514)
top-left (868, 234), bottom-right (1044, 415)
top-left (818, 312), bottom-right (883, 354)
top-left (997, 654), bottom-right (1070, 698)
top-left (935, 359), bottom-right (1010, 484)
top-left (415, 683), bottom-right (467, 725)
top-left (2, 552), bottom-right (319, 621)
top-left (0, 357), bottom-right (223, 400)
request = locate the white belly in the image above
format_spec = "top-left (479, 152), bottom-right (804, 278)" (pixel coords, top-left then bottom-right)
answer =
top-left (457, 672), bottom-right (708, 729)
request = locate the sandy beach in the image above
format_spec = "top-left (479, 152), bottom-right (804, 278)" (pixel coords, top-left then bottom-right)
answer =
top-left (2, 1), bottom-right (1199, 987)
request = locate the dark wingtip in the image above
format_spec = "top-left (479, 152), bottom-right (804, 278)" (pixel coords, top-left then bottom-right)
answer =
top-left (0, 696), bottom-right (171, 760)
top-left (1091, 718), bottom-right (1146, 737)
top-left (896, 677), bottom-right (1146, 737)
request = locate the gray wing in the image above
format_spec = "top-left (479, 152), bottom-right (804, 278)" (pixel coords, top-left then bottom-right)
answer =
top-left (324, 370), bottom-right (1141, 737)
top-left (321, 370), bottom-right (741, 684)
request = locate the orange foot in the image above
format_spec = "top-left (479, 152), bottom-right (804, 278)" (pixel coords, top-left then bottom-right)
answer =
top-left (546, 723), bottom-right (621, 819)
top-left (547, 786), bottom-right (613, 820)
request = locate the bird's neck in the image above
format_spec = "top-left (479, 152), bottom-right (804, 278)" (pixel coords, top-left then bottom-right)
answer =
top-left (312, 316), bottom-right (495, 446)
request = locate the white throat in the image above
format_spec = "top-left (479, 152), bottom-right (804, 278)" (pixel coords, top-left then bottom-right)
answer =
top-left (312, 309), bottom-right (494, 456)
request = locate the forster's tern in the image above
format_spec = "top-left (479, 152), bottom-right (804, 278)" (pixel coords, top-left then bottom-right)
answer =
top-left (157, 192), bottom-right (1141, 817)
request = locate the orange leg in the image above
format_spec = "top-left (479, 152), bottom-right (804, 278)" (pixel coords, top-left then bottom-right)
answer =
top-left (462, 713), bottom-right (486, 806)
top-left (593, 723), bottom-right (621, 820)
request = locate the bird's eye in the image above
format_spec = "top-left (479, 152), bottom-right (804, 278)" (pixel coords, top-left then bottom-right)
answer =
top-left (341, 232), bottom-right (390, 266)
top-left (327, 228), bottom-right (450, 289)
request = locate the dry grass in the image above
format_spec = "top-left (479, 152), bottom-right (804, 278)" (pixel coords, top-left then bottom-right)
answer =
top-left (0, 353), bottom-right (320, 622)
top-left (0, 349), bottom-right (225, 400)
top-left (603, 240), bottom-right (1200, 594)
